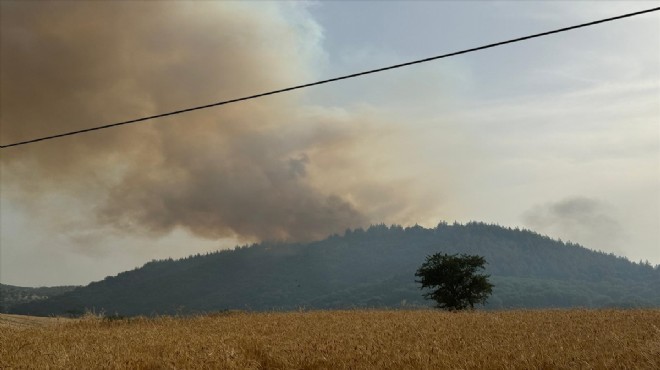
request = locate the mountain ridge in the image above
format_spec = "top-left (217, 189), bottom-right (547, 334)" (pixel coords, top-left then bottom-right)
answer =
top-left (9, 222), bottom-right (659, 316)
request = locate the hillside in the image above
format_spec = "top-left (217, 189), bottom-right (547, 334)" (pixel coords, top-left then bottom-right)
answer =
top-left (0, 284), bottom-right (78, 313)
top-left (10, 222), bottom-right (660, 316)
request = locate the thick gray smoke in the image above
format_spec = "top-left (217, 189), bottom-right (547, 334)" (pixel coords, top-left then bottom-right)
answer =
top-left (1, 2), bottom-right (385, 242)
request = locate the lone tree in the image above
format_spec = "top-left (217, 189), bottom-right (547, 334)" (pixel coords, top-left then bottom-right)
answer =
top-left (415, 253), bottom-right (493, 310)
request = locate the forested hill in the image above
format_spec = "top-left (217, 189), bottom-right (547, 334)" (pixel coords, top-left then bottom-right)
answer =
top-left (0, 284), bottom-right (78, 313)
top-left (11, 222), bottom-right (660, 316)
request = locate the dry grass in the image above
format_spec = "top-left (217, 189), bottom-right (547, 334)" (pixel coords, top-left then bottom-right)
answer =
top-left (0, 313), bottom-right (72, 330)
top-left (1, 309), bottom-right (659, 369)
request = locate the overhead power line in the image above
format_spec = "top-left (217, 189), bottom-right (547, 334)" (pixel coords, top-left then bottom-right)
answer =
top-left (1, 6), bottom-right (658, 149)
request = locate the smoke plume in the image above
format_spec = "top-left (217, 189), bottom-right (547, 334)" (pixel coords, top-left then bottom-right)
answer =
top-left (0, 2), bottom-right (408, 243)
top-left (522, 197), bottom-right (626, 254)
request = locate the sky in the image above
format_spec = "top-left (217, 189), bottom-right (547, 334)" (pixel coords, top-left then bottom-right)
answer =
top-left (1, 1), bottom-right (658, 287)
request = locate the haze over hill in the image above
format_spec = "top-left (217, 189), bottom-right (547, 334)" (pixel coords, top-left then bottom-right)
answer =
top-left (9, 223), bottom-right (659, 317)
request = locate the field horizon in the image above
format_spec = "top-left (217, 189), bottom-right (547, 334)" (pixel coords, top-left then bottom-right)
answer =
top-left (2, 309), bottom-right (659, 369)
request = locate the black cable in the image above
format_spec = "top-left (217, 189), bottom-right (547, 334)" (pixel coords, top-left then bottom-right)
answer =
top-left (2, 6), bottom-right (658, 149)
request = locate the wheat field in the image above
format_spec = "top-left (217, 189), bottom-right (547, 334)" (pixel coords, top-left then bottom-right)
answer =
top-left (1, 309), bottom-right (659, 369)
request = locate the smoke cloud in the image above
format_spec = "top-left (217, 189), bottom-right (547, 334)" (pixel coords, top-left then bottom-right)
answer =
top-left (522, 197), bottom-right (626, 255)
top-left (1, 2), bottom-right (423, 243)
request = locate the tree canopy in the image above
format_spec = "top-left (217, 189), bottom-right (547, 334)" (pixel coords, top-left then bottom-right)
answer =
top-left (415, 253), bottom-right (494, 310)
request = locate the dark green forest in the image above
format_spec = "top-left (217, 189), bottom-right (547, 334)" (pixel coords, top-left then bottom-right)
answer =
top-left (8, 222), bottom-right (660, 316)
top-left (0, 284), bottom-right (78, 312)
